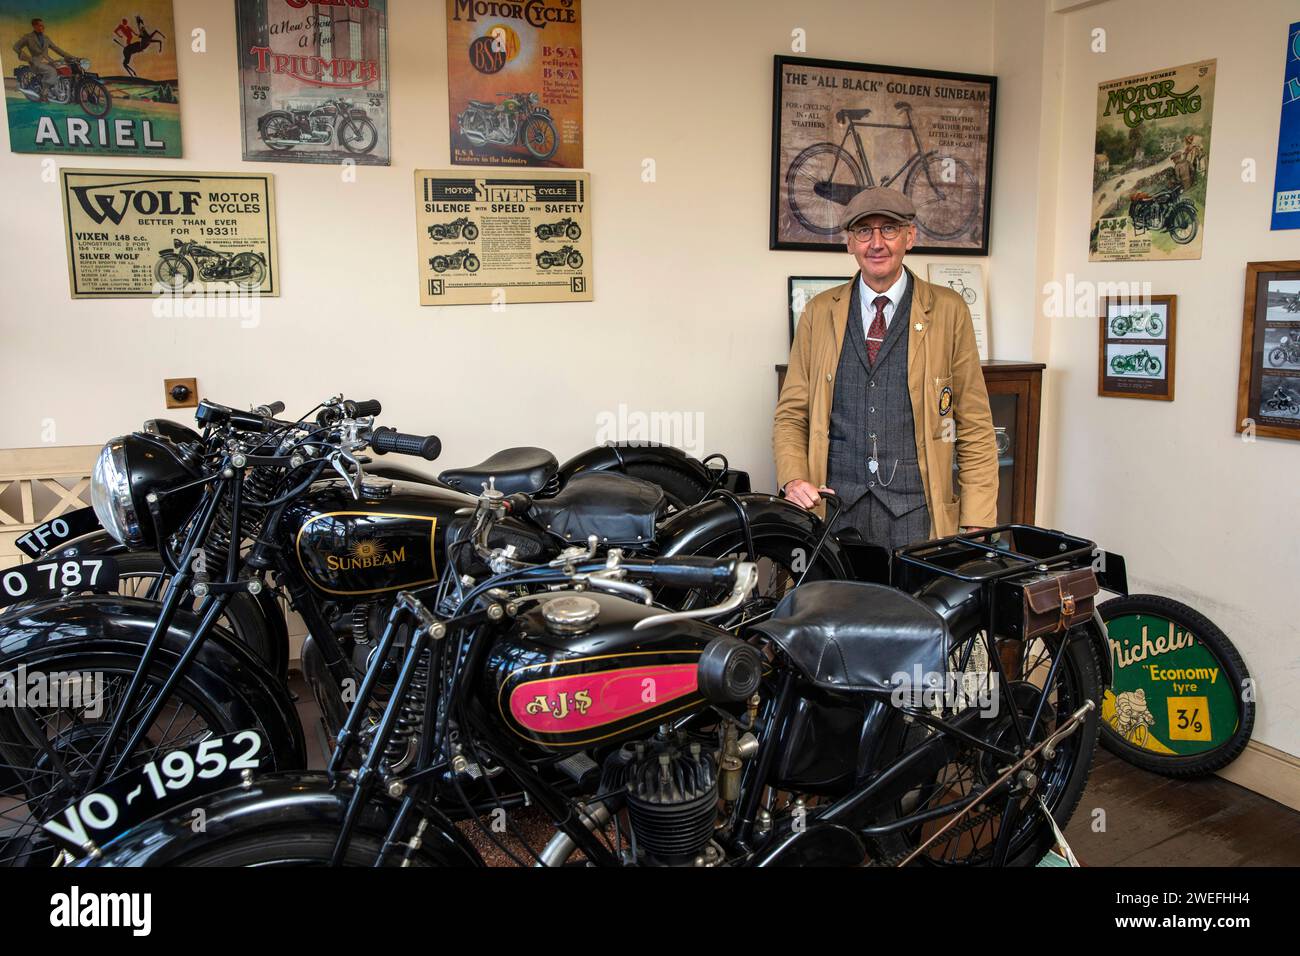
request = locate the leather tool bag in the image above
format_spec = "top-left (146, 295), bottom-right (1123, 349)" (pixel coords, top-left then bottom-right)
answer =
top-left (1022, 568), bottom-right (1099, 638)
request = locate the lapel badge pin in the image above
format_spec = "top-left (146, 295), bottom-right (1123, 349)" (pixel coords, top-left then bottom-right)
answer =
top-left (914, 322), bottom-right (924, 332)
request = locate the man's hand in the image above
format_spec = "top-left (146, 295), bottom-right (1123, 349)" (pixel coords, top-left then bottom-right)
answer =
top-left (783, 479), bottom-right (834, 510)
top-left (960, 526), bottom-right (987, 534)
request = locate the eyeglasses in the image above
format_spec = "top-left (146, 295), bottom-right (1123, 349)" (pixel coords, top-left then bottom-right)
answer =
top-left (848, 222), bottom-right (908, 242)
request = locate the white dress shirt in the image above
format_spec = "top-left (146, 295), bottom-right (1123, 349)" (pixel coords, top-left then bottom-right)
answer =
top-left (859, 269), bottom-right (910, 343)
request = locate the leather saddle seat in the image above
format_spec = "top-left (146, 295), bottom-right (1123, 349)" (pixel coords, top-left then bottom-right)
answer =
top-left (749, 581), bottom-right (950, 700)
top-left (527, 472), bottom-right (664, 548)
top-left (437, 447), bottom-right (559, 496)
top-left (469, 99), bottom-right (498, 110)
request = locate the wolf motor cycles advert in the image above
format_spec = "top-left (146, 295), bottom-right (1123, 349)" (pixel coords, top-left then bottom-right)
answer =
top-left (236, 0), bottom-right (390, 165)
top-left (446, 0), bottom-right (582, 168)
top-left (61, 169), bottom-right (279, 298)
top-left (1271, 21), bottom-right (1300, 231)
top-left (415, 167), bottom-right (591, 306)
top-left (1090, 59), bottom-right (1216, 262)
top-left (0, 0), bottom-right (180, 156)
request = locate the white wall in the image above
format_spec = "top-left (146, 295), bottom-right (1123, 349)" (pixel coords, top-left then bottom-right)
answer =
top-left (1042, 0), bottom-right (1300, 757)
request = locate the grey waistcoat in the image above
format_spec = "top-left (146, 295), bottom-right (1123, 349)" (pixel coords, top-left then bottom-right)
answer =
top-left (826, 275), bottom-right (927, 518)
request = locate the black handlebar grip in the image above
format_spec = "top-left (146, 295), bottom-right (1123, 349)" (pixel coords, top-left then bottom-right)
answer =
top-left (345, 399), bottom-right (382, 418)
top-left (626, 555), bottom-right (738, 590)
top-left (256, 401), bottom-right (286, 417)
top-left (370, 427), bottom-right (441, 461)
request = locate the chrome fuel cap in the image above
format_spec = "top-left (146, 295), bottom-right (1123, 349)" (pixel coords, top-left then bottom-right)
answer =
top-left (542, 595), bottom-right (601, 635)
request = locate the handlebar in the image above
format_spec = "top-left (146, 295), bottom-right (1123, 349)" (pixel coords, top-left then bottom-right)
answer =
top-left (618, 555), bottom-right (739, 590)
top-left (369, 426), bottom-right (441, 461)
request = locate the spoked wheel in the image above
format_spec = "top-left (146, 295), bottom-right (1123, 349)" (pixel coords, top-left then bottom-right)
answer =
top-left (77, 80), bottom-right (112, 118)
top-left (522, 115), bottom-right (558, 160)
top-left (338, 118), bottom-right (378, 155)
top-left (1167, 204), bottom-right (1198, 244)
top-left (259, 115), bottom-right (298, 151)
top-left (905, 154), bottom-right (980, 240)
top-left (864, 632), bottom-right (1101, 866)
top-left (786, 143), bottom-right (864, 236)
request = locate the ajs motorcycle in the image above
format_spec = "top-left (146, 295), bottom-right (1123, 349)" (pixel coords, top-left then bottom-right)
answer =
top-left (428, 218), bottom-right (479, 241)
top-left (155, 239), bottom-right (266, 290)
top-left (0, 400), bottom-right (839, 866)
top-left (430, 249), bottom-right (480, 274)
top-left (14, 57), bottom-right (110, 117)
top-left (258, 99), bottom-right (379, 155)
top-left (456, 92), bottom-right (558, 161)
top-left (66, 491), bottom-right (1117, 868)
top-left (536, 245), bottom-right (582, 270)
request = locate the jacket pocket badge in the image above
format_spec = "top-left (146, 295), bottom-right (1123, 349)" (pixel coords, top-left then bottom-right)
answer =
top-left (938, 385), bottom-right (954, 416)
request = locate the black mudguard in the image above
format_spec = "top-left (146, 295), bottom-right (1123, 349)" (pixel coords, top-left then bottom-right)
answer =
top-left (80, 772), bottom-right (482, 867)
top-left (44, 529), bottom-right (127, 560)
top-left (654, 492), bottom-right (854, 579)
top-left (559, 442), bottom-right (749, 494)
top-left (0, 596), bottom-right (305, 772)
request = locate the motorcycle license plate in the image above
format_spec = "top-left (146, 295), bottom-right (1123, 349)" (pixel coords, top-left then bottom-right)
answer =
top-left (41, 731), bottom-right (265, 855)
top-left (0, 556), bottom-right (118, 609)
top-left (13, 506), bottom-right (100, 558)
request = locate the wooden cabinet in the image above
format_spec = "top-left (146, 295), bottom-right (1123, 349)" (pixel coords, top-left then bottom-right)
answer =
top-left (775, 360), bottom-right (1044, 524)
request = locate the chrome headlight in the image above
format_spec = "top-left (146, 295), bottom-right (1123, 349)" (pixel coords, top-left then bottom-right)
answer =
top-left (91, 438), bottom-right (143, 547)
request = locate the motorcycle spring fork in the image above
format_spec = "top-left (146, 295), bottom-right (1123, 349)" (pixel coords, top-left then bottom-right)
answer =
top-left (383, 649), bottom-right (430, 771)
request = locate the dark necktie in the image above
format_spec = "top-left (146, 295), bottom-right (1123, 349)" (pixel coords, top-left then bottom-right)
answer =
top-left (867, 295), bottom-right (889, 365)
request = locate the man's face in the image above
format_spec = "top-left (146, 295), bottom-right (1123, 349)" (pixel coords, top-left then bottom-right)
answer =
top-left (33, 20), bottom-right (44, 33)
top-left (847, 214), bottom-right (915, 289)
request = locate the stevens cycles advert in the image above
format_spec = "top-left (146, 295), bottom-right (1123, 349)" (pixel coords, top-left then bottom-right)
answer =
top-left (414, 167), bottom-right (591, 306)
top-left (0, 0), bottom-right (180, 156)
top-left (61, 169), bottom-right (279, 298)
top-left (235, 0), bottom-right (391, 166)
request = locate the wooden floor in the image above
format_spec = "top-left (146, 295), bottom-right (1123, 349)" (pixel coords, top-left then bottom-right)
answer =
top-left (290, 677), bottom-right (1300, 866)
top-left (1064, 750), bottom-right (1300, 866)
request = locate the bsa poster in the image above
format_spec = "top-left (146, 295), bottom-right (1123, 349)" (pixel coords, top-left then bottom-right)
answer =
top-left (415, 167), bottom-right (591, 306)
top-left (0, 1), bottom-right (180, 156)
top-left (235, 0), bottom-right (390, 165)
top-left (1271, 21), bottom-right (1300, 231)
top-left (61, 169), bottom-right (279, 298)
top-left (1090, 59), bottom-right (1216, 262)
top-left (770, 56), bottom-right (996, 254)
top-left (445, 0), bottom-right (582, 168)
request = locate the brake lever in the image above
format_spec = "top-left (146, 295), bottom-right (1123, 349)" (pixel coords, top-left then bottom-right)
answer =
top-left (329, 448), bottom-right (363, 499)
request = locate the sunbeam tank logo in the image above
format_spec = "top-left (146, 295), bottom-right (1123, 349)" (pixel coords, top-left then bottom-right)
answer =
top-left (325, 539), bottom-right (406, 572)
top-left (296, 512), bottom-right (437, 596)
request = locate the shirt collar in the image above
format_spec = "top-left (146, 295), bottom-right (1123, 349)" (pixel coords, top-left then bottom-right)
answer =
top-left (858, 268), bottom-right (909, 314)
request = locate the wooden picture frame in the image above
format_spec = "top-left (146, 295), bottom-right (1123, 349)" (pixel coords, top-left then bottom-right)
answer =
top-left (787, 275), bottom-right (850, 344)
top-left (1098, 295), bottom-right (1177, 401)
top-left (1237, 260), bottom-right (1300, 440)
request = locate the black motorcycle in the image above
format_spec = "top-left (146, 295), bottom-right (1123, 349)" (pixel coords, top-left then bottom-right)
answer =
top-left (14, 57), bottom-right (110, 117)
top-left (1265, 387), bottom-right (1299, 415)
top-left (428, 218), bottom-right (479, 241)
top-left (1269, 335), bottom-right (1300, 368)
top-left (155, 239), bottom-right (266, 290)
top-left (0, 400), bottom-right (839, 866)
top-left (66, 495), bottom-right (1114, 868)
top-left (456, 91), bottom-right (558, 161)
top-left (536, 218), bottom-right (581, 241)
top-left (1127, 183), bottom-right (1198, 245)
top-left (430, 248), bottom-right (480, 273)
top-left (257, 99), bottom-right (378, 155)
top-left (537, 245), bottom-right (583, 270)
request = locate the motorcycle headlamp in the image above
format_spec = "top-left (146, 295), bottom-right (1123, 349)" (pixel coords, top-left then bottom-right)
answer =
top-left (79, 58), bottom-right (91, 69)
top-left (91, 433), bottom-right (204, 549)
top-left (92, 438), bottom-right (143, 547)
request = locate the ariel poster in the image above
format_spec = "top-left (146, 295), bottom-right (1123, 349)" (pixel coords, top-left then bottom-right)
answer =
top-left (0, 0), bottom-right (180, 156)
top-left (446, 0), bottom-right (582, 167)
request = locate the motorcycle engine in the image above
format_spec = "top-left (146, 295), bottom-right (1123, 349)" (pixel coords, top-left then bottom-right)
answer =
top-left (604, 731), bottom-right (721, 866)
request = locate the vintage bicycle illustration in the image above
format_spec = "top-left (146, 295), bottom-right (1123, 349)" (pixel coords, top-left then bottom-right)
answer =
top-left (1110, 309), bottom-right (1165, 337)
top-left (428, 217), bottom-right (479, 241)
top-left (536, 245), bottom-right (583, 269)
top-left (1127, 181), bottom-right (1198, 245)
top-left (785, 101), bottom-right (981, 242)
top-left (535, 217), bottom-right (582, 241)
top-left (1110, 349), bottom-right (1163, 376)
top-left (947, 277), bottom-right (977, 304)
top-left (154, 239), bottom-right (266, 290)
top-left (429, 248), bottom-right (480, 273)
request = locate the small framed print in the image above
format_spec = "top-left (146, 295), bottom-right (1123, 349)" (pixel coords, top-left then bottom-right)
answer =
top-left (1237, 261), bottom-right (1300, 440)
top-left (1098, 295), bottom-right (1176, 400)
top-left (788, 275), bottom-right (850, 344)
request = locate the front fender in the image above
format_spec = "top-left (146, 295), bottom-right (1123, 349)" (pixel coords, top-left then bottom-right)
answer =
top-left (0, 596), bottom-right (305, 771)
top-left (82, 772), bottom-right (482, 867)
top-left (655, 493), bottom-right (854, 580)
top-left (45, 528), bottom-right (125, 560)
top-left (559, 443), bottom-right (717, 490)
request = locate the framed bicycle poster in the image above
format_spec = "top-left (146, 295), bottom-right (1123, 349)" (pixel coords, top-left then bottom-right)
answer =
top-left (770, 56), bottom-right (995, 255)
top-left (1237, 260), bottom-right (1300, 441)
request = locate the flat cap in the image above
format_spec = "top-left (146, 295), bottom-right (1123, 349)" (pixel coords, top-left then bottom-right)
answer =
top-left (841, 186), bottom-right (916, 231)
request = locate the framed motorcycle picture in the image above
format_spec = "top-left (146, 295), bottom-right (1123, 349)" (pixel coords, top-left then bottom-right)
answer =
top-left (770, 55), bottom-right (995, 254)
top-left (1098, 295), bottom-right (1176, 401)
top-left (1237, 261), bottom-right (1300, 440)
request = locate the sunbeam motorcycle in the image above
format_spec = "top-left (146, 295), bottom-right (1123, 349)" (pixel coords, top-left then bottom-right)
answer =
top-left (0, 400), bottom-right (844, 866)
top-left (64, 489), bottom-right (1118, 868)
top-left (154, 240), bottom-right (266, 290)
top-left (536, 218), bottom-right (581, 241)
top-left (428, 218), bottom-right (479, 241)
top-left (1109, 349), bottom-right (1162, 376)
top-left (456, 91), bottom-right (558, 162)
top-left (536, 245), bottom-right (583, 270)
top-left (14, 57), bottom-right (110, 117)
top-left (430, 249), bottom-right (480, 274)
top-left (257, 99), bottom-right (379, 155)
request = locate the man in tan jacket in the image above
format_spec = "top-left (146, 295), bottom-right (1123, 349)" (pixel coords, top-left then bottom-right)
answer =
top-left (774, 187), bottom-right (998, 547)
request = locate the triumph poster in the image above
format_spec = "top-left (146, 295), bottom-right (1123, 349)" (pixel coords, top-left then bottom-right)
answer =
top-left (235, 0), bottom-right (390, 166)
top-left (446, 0), bottom-right (582, 168)
top-left (61, 168), bottom-right (279, 298)
top-left (0, 0), bottom-right (180, 156)
top-left (1090, 59), bottom-right (1216, 262)
top-left (770, 56), bottom-right (995, 254)
top-left (415, 167), bottom-right (591, 306)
